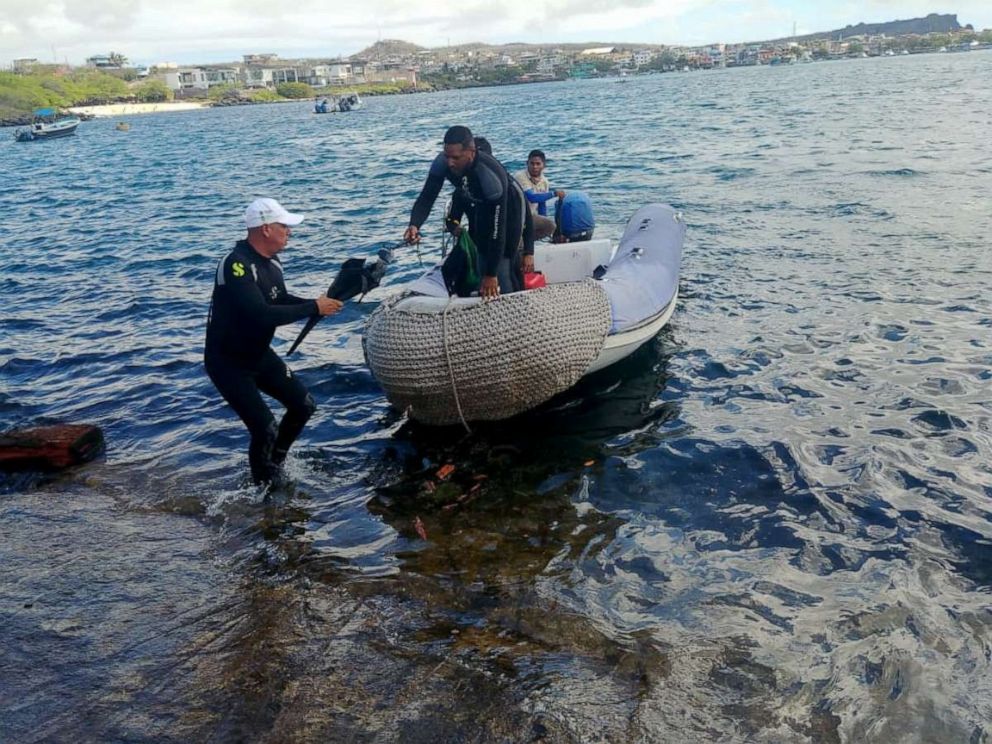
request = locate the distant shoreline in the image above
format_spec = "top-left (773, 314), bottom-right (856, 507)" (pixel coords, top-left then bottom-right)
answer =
top-left (66, 102), bottom-right (208, 117)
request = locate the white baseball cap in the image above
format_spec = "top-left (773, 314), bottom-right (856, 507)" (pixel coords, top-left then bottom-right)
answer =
top-left (244, 197), bottom-right (305, 228)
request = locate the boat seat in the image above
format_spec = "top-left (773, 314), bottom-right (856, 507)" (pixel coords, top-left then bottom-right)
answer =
top-left (534, 239), bottom-right (614, 284)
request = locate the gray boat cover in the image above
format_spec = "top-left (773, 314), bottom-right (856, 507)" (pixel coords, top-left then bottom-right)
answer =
top-left (599, 204), bottom-right (685, 332)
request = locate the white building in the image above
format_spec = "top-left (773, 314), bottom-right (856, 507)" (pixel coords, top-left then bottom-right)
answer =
top-left (537, 53), bottom-right (567, 74)
top-left (243, 67), bottom-right (276, 88)
top-left (13, 58), bottom-right (39, 72)
top-left (203, 67), bottom-right (240, 87)
top-left (633, 49), bottom-right (655, 67)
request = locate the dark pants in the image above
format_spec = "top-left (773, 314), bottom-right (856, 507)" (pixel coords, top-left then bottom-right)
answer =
top-left (497, 254), bottom-right (524, 294)
top-left (205, 349), bottom-right (315, 485)
top-left (441, 249), bottom-right (521, 296)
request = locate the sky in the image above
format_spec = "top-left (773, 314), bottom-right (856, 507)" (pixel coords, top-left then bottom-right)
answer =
top-left (2, 0), bottom-right (990, 66)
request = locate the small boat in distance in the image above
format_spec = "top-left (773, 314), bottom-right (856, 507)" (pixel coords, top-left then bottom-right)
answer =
top-left (115, 121), bottom-right (130, 131)
top-left (313, 92), bottom-right (364, 114)
top-left (14, 108), bottom-right (81, 142)
top-left (336, 92), bottom-right (362, 111)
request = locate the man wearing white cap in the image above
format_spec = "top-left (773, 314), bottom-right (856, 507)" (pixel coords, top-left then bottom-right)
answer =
top-left (205, 197), bottom-right (342, 489)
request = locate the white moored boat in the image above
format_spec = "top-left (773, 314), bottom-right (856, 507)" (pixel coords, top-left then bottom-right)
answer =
top-left (14, 108), bottom-right (81, 142)
top-left (364, 203), bottom-right (685, 426)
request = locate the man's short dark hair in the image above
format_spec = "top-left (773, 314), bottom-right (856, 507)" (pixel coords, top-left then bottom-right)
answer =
top-left (527, 149), bottom-right (546, 162)
top-left (444, 125), bottom-right (474, 148)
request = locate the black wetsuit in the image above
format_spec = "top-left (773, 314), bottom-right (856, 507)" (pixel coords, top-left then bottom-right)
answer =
top-left (204, 239), bottom-right (318, 485)
top-left (410, 151), bottom-right (532, 293)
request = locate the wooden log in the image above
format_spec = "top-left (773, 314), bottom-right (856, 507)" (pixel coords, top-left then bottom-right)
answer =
top-left (0, 424), bottom-right (105, 472)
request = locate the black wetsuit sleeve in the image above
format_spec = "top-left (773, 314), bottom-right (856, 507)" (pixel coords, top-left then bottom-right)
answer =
top-left (221, 255), bottom-right (317, 326)
top-left (522, 204), bottom-right (535, 257)
top-left (409, 154), bottom-right (447, 228)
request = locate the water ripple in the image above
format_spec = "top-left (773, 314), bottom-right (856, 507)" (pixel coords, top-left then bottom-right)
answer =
top-left (3, 52), bottom-right (992, 741)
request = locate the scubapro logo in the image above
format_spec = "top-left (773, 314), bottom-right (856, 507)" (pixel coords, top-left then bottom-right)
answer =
top-left (231, 261), bottom-right (246, 278)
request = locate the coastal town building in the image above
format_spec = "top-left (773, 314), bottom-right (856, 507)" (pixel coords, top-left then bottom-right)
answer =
top-left (13, 58), bottom-right (39, 73)
top-left (86, 53), bottom-right (126, 69)
top-left (120, 23), bottom-right (988, 95)
top-left (7, 14), bottom-right (988, 95)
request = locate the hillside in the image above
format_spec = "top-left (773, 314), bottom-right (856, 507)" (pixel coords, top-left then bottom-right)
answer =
top-left (351, 39), bottom-right (426, 59)
top-left (349, 14), bottom-right (971, 57)
top-left (767, 13), bottom-right (965, 44)
top-left (349, 39), bottom-right (665, 60)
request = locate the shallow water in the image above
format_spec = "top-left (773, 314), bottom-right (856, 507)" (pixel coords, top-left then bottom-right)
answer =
top-left (2, 52), bottom-right (992, 742)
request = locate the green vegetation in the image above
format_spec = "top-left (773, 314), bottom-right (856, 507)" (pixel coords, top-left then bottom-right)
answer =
top-left (207, 83), bottom-right (242, 102)
top-left (134, 79), bottom-right (173, 102)
top-left (1, 68), bottom-right (130, 121)
top-left (249, 89), bottom-right (281, 103)
top-left (275, 82), bottom-right (313, 99)
top-left (313, 81), bottom-right (416, 96)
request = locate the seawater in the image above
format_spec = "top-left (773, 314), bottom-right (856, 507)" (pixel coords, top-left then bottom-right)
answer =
top-left (2, 53), bottom-right (991, 742)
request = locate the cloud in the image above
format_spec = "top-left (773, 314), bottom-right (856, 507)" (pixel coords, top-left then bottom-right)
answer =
top-left (2, 0), bottom-right (989, 64)
top-left (62, 0), bottom-right (141, 30)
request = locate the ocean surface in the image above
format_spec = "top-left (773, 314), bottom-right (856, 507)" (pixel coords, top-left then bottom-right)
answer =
top-left (2, 52), bottom-right (991, 742)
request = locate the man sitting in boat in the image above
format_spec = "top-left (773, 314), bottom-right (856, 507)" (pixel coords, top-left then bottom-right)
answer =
top-left (403, 125), bottom-right (532, 300)
top-left (514, 149), bottom-right (565, 242)
top-left (554, 191), bottom-right (596, 243)
top-left (314, 97), bottom-right (329, 114)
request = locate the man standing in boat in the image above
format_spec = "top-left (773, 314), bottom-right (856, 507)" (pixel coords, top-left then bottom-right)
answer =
top-left (205, 198), bottom-right (342, 490)
top-left (403, 126), bottom-right (531, 299)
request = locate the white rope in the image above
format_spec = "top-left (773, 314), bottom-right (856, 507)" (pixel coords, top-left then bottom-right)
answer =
top-left (441, 297), bottom-right (472, 434)
top-left (364, 280), bottom-right (613, 425)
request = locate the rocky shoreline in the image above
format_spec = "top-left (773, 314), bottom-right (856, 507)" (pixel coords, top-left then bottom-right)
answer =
top-left (1, 81), bottom-right (538, 128)
top-left (1, 111), bottom-right (96, 127)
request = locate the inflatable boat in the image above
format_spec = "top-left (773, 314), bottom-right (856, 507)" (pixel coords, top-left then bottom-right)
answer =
top-left (363, 203), bottom-right (685, 426)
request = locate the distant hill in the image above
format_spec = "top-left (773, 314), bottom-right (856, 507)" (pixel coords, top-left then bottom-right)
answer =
top-left (831, 13), bottom-right (965, 38)
top-left (347, 14), bottom-right (971, 60)
top-left (349, 39), bottom-right (665, 60)
top-left (351, 39), bottom-right (426, 60)
top-left (769, 13), bottom-right (966, 44)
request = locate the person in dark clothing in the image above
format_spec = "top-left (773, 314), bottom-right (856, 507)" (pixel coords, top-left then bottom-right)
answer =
top-left (403, 126), bottom-right (532, 300)
top-left (442, 135), bottom-right (534, 295)
top-left (205, 197), bottom-right (342, 488)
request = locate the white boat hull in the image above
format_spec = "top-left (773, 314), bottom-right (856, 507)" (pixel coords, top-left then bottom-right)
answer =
top-left (585, 292), bottom-right (677, 374)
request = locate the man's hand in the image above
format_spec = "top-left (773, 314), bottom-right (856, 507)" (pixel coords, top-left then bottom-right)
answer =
top-left (316, 295), bottom-right (344, 316)
top-left (403, 225), bottom-right (421, 244)
top-left (555, 190), bottom-right (566, 199)
top-left (479, 276), bottom-right (500, 300)
top-left (445, 217), bottom-right (462, 238)
top-left (522, 254), bottom-right (535, 273)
